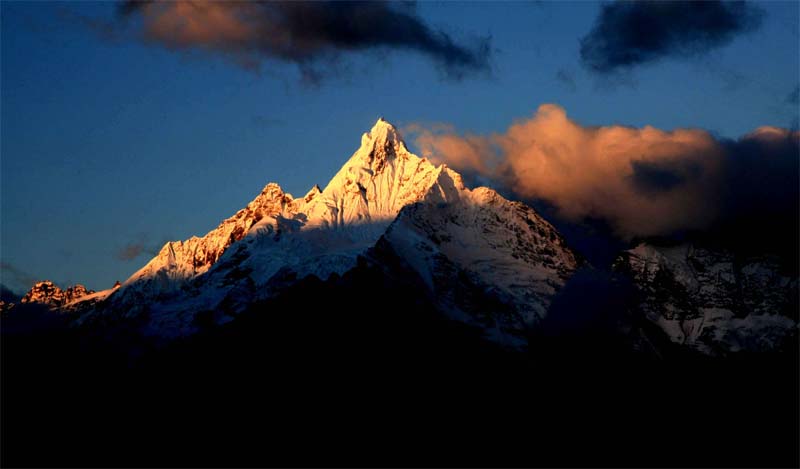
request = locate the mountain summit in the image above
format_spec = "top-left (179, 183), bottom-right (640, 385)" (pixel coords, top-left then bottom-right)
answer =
top-left (74, 118), bottom-right (579, 344)
top-left (310, 117), bottom-right (464, 227)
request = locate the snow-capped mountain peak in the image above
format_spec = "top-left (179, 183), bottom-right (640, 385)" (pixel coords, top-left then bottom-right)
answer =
top-left (354, 117), bottom-right (407, 168)
top-left (80, 118), bottom-right (580, 345)
top-left (99, 118), bottom-right (459, 323)
top-left (310, 118), bottom-right (462, 229)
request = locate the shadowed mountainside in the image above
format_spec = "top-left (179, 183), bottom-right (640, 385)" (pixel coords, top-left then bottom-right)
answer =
top-left (2, 256), bottom-right (798, 468)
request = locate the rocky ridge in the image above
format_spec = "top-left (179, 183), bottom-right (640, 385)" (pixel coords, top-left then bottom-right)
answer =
top-left (19, 281), bottom-right (95, 309)
top-left (614, 243), bottom-right (798, 354)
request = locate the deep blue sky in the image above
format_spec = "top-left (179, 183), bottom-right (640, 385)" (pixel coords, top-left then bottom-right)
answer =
top-left (2, 1), bottom-right (798, 292)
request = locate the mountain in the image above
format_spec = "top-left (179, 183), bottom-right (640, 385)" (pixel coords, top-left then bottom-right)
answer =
top-left (614, 242), bottom-right (798, 355)
top-left (19, 281), bottom-right (95, 309)
top-left (0, 284), bottom-right (20, 313)
top-left (21, 119), bottom-right (796, 355)
top-left (373, 186), bottom-right (579, 346)
top-left (4, 120), bottom-right (798, 468)
top-left (76, 119), bottom-right (579, 346)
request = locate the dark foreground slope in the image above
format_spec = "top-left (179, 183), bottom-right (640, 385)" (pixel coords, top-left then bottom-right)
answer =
top-left (2, 262), bottom-right (798, 468)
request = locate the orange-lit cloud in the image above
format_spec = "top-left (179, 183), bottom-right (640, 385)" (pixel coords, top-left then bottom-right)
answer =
top-left (120, 1), bottom-right (491, 82)
top-left (138, 2), bottom-right (257, 49)
top-left (410, 104), bottom-right (798, 239)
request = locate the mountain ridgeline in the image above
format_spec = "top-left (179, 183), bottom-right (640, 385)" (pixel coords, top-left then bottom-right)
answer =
top-left (3, 119), bottom-right (798, 467)
top-left (8, 118), bottom-right (796, 355)
top-left (38, 118), bottom-right (581, 346)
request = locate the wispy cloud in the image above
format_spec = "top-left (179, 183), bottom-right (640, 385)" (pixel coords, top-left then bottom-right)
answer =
top-left (118, 1), bottom-right (492, 83)
top-left (0, 262), bottom-right (40, 291)
top-left (555, 67), bottom-right (577, 92)
top-left (115, 236), bottom-right (160, 261)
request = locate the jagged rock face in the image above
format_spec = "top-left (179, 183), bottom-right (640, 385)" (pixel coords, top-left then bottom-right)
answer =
top-left (119, 182), bottom-right (305, 300)
top-left (113, 119), bottom-right (443, 306)
top-left (378, 187), bottom-right (580, 346)
top-left (614, 243), bottom-right (798, 355)
top-left (20, 281), bottom-right (95, 309)
top-left (304, 118), bottom-right (460, 227)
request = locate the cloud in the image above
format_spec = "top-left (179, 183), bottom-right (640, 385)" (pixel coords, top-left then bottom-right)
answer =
top-left (116, 237), bottom-right (160, 261)
top-left (628, 159), bottom-right (703, 196)
top-left (714, 127), bottom-right (799, 253)
top-left (0, 262), bottom-right (39, 291)
top-left (555, 68), bottom-right (577, 92)
top-left (413, 125), bottom-right (496, 175)
top-left (0, 284), bottom-right (22, 303)
top-left (119, 1), bottom-right (491, 82)
top-left (409, 104), bottom-right (799, 242)
top-left (580, 1), bottom-right (763, 74)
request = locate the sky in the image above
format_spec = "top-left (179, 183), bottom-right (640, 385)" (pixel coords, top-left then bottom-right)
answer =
top-left (1, 0), bottom-right (798, 293)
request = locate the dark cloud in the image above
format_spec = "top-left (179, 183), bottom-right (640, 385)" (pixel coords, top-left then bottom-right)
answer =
top-left (580, 1), bottom-right (763, 74)
top-left (119, 1), bottom-right (491, 81)
top-left (713, 128), bottom-right (800, 257)
top-left (1, 284), bottom-right (22, 303)
top-left (629, 160), bottom-right (688, 195)
top-left (119, 0), bottom-right (149, 18)
top-left (723, 128), bottom-right (799, 217)
top-left (629, 159), bottom-right (703, 196)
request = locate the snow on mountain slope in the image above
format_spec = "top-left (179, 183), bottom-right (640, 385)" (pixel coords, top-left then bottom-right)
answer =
top-left (87, 119), bottom-right (477, 335)
top-left (117, 182), bottom-right (305, 299)
top-left (304, 118), bottom-right (461, 227)
top-left (208, 118), bottom-right (467, 286)
top-left (77, 118), bottom-right (582, 345)
top-left (376, 186), bottom-right (580, 346)
top-left (614, 243), bottom-right (798, 354)
top-left (65, 285), bottom-right (120, 309)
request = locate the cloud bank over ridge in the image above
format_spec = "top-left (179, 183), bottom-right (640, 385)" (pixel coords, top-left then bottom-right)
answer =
top-left (410, 104), bottom-right (798, 241)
